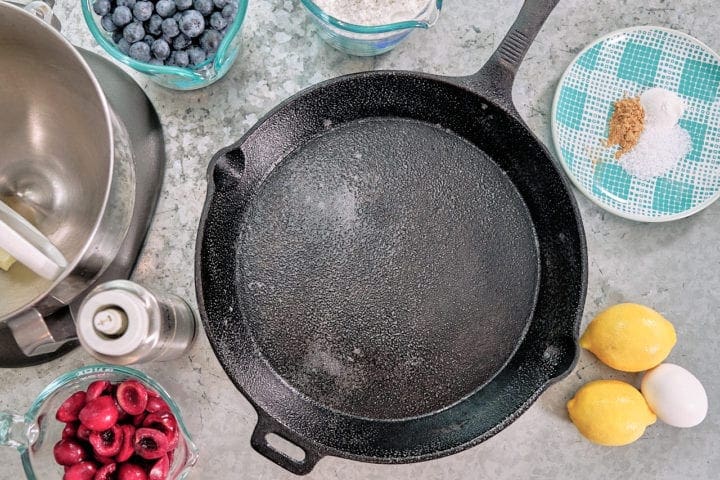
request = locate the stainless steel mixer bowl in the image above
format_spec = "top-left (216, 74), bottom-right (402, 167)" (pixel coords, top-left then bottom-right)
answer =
top-left (0, 2), bottom-right (136, 351)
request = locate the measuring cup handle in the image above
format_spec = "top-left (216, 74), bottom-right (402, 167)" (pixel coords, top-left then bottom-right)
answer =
top-left (463, 0), bottom-right (560, 113)
top-left (23, 0), bottom-right (61, 30)
top-left (0, 200), bottom-right (67, 280)
top-left (0, 412), bottom-right (30, 450)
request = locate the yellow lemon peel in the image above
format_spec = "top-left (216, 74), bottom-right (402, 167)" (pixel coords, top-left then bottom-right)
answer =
top-left (580, 303), bottom-right (676, 372)
top-left (567, 379), bottom-right (656, 446)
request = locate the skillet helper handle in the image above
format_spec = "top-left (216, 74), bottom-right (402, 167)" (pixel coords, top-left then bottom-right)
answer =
top-left (0, 200), bottom-right (67, 280)
top-left (251, 411), bottom-right (323, 475)
top-left (465, 0), bottom-right (560, 112)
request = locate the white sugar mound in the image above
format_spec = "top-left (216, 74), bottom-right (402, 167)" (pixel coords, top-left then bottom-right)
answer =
top-left (621, 124), bottom-right (691, 180)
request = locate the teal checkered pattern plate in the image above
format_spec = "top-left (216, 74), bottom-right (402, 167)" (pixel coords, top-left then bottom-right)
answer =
top-left (552, 27), bottom-right (720, 222)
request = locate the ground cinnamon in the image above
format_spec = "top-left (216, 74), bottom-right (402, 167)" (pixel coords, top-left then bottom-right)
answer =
top-left (605, 97), bottom-right (645, 158)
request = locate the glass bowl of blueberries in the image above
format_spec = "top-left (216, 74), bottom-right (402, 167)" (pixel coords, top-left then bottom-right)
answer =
top-left (82, 0), bottom-right (248, 90)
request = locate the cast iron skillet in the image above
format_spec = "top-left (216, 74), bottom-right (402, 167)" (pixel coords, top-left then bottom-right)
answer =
top-left (197, 0), bottom-right (587, 474)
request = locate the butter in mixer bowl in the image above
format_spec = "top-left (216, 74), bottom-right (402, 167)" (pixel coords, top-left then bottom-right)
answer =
top-left (0, 247), bottom-right (16, 271)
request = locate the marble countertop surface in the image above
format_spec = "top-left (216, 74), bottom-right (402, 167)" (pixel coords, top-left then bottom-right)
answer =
top-left (2, 1), bottom-right (719, 479)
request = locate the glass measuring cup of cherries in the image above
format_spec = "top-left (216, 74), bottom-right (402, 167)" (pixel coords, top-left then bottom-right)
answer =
top-left (0, 365), bottom-right (198, 480)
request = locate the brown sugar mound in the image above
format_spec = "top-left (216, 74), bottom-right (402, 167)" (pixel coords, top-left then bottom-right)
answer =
top-left (606, 97), bottom-right (645, 159)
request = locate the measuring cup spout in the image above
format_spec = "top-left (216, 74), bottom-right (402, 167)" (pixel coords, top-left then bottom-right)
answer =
top-left (0, 413), bottom-right (32, 450)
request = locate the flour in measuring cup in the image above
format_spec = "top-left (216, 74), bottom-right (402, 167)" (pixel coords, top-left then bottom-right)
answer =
top-left (313, 0), bottom-right (431, 26)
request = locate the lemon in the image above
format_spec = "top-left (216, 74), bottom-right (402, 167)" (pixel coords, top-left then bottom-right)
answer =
top-left (567, 379), bottom-right (656, 446)
top-left (580, 303), bottom-right (676, 372)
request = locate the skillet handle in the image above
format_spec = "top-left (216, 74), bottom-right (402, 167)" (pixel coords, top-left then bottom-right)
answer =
top-left (250, 411), bottom-right (324, 475)
top-left (463, 0), bottom-right (560, 112)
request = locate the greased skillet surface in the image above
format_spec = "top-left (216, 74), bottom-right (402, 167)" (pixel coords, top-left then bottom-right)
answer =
top-left (238, 117), bottom-right (539, 419)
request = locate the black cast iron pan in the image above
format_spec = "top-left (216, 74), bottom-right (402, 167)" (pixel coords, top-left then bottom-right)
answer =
top-left (197, 0), bottom-right (587, 474)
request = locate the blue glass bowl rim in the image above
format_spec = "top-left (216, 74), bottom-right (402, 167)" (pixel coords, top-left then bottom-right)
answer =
top-left (81, 0), bottom-right (249, 81)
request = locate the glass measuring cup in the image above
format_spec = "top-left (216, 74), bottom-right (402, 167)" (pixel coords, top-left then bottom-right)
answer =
top-left (301, 0), bottom-right (443, 56)
top-left (81, 0), bottom-right (249, 90)
top-left (0, 365), bottom-right (198, 480)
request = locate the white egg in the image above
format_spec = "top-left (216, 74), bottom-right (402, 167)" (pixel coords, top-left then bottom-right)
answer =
top-left (641, 363), bottom-right (708, 428)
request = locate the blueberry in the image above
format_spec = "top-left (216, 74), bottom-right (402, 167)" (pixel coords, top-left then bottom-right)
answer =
top-left (221, 2), bottom-right (237, 20)
top-left (161, 18), bottom-right (180, 37)
top-left (143, 34), bottom-right (155, 46)
top-left (172, 50), bottom-right (189, 68)
top-left (112, 6), bottom-right (133, 27)
top-left (93, 0), bottom-right (111, 16)
top-left (193, 0), bottom-right (213, 16)
top-left (101, 14), bottom-right (117, 32)
top-left (129, 41), bottom-right (151, 62)
top-left (117, 0), bottom-right (136, 8)
top-left (187, 46), bottom-right (207, 66)
top-left (179, 10), bottom-right (205, 38)
top-left (155, 0), bottom-right (176, 18)
top-left (208, 11), bottom-right (226, 31)
top-left (175, 0), bottom-right (193, 11)
top-left (132, 1), bottom-right (153, 21)
top-left (172, 33), bottom-right (191, 50)
top-left (213, 0), bottom-right (230, 8)
top-left (117, 38), bottom-right (131, 55)
top-left (151, 39), bottom-right (171, 60)
top-left (112, 31), bottom-right (124, 43)
top-left (148, 58), bottom-right (164, 66)
top-left (146, 14), bottom-right (163, 35)
top-left (173, 12), bottom-right (182, 23)
top-left (123, 21), bottom-right (145, 43)
top-left (199, 29), bottom-right (221, 53)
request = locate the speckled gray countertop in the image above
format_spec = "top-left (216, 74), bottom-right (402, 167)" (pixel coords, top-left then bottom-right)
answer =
top-left (2, 1), bottom-right (719, 479)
